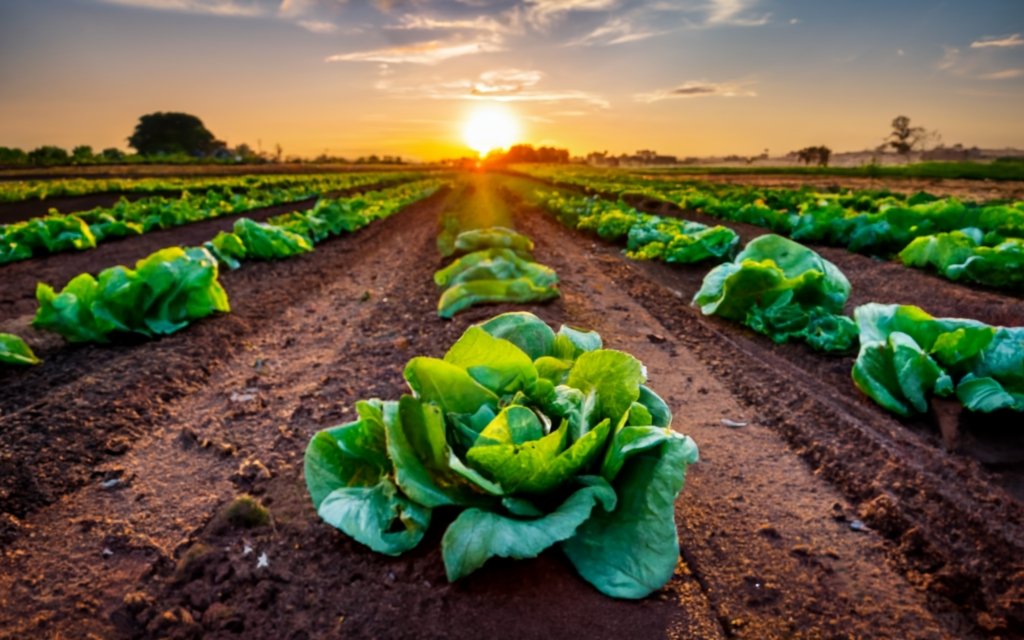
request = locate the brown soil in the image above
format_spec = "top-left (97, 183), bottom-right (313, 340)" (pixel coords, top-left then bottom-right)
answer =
top-left (1, 174), bottom-right (1021, 640)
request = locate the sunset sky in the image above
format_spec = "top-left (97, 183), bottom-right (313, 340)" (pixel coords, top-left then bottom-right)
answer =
top-left (1, 0), bottom-right (1023, 160)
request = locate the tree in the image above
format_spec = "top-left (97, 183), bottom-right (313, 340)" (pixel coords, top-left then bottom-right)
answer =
top-left (0, 147), bottom-right (28, 166)
top-left (101, 147), bottom-right (126, 161)
top-left (885, 115), bottom-right (928, 157)
top-left (793, 145), bottom-right (831, 167)
top-left (27, 145), bottom-right (70, 166)
top-left (127, 112), bottom-right (223, 157)
top-left (71, 145), bottom-right (94, 164)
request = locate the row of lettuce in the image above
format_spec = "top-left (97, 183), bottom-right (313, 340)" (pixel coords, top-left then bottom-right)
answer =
top-left (431, 176), bottom-right (561, 318)
top-left (0, 179), bottom-right (445, 364)
top-left (0, 172), bottom-right (424, 265)
top-left (0, 170), bottom-right (424, 204)
top-left (515, 165), bottom-right (1024, 290)
top-left (505, 181), bottom-right (1022, 417)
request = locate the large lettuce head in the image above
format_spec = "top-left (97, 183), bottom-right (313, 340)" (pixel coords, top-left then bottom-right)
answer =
top-left (304, 312), bottom-right (698, 599)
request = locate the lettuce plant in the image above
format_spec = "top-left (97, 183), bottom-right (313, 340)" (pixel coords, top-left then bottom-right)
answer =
top-left (305, 312), bottom-right (698, 599)
top-left (694, 234), bottom-right (857, 351)
top-left (434, 228), bottom-right (560, 319)
top-left (853, 303), bottom-right (1024, 415)
top-left (899, 229), bottom-right (1024, 290)
top-left (0, 333), bottom-right (40, 366)
top-left (34, 246), bottom-right (230, 343)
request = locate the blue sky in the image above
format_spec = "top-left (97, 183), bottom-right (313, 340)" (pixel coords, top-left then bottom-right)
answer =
top-left (1, 0), bottom-right (1022, 159)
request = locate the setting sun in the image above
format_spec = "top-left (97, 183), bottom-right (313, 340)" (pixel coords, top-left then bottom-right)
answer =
top-left (463, 105), bottom-right (519, 156)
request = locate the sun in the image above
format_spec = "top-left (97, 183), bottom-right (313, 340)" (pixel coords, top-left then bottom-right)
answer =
top-left (463, 105), bottom-right (519, 155)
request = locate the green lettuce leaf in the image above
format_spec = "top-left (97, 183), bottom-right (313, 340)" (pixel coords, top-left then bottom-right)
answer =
top-left (0, 333), bottom-right (41, 366)
top-left (441, 476), bottom-right (617, 582)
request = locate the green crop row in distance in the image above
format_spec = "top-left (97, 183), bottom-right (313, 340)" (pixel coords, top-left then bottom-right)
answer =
top-left (0, 172), bottom-right (426, 266)
top-left (516, 165), bottom-right (1024, 289)
top-left (0, 170), bottom-right (436, 204)
top-left (31, 179), bottom-right (446, 346)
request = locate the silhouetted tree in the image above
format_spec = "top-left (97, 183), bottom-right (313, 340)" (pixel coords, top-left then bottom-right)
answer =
top-left (793, 146), bottom-right (831, 167)
top-left (127, 112), bottom-right (223, 156)
top-left (71, 145), bottom-right (94, 164)
top-left (886, 115), bottom-right (927, 157)
top-left (0, 147), bottom-right (28, 166)
top-left (28, 145), bottom-right (70, 166)
top-left (101, 147), bottom-right (126, 161)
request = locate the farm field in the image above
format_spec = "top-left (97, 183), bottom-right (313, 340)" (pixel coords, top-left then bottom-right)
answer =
top-left (1, 168), bottom-right (1021, 640)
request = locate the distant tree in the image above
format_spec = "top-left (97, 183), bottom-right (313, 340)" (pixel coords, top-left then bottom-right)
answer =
top-left (0, 147), bottom-right (28, 166)
top-left (28, 145), bottom-right (70, 166)
top-left (71, 145), bottom-right (94, 164)
top-left (885, 115), bottom-right (929, 158)
top-left (127, 112), bottom-right (223, 157)
top-left (793, 146), bottom-right (831, 167)
top-left (100, 147), bottom-right (126, 161)
top-left (232, 143), bottom-right (260, 163)
top-left (273, 143), bottom-right (283, 163)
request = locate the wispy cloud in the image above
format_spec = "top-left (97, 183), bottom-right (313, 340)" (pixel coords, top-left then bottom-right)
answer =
top-left (525, 0), bottom-right (618, 28)
top-left (635, 80), bottom-right (757, 103)
top-left (387, 12), bottom-right (522, 35)
top-left (95, 0), bottom-right (268, 17)
top-left (566, 16), bottom-right (667, 46)
top-left (706, 0), bottom-right (770, 26)
top-left (374, 68), bottom-right (609, 107)
top-left (328, 38), bottom-right (503, 64)
top-left (970, 33), bottom-right (1024, 49)
top-left (297, 19), bottom-right (338, 33)
top-left (981, 68), bottom-right (1024, 80)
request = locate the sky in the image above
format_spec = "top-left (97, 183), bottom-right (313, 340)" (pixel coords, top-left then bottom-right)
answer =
top-left (1, 0), bottom-right (1023, 160)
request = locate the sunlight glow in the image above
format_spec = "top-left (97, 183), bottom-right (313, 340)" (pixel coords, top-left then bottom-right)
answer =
top-left (462, 105), bottom-right (519, 155)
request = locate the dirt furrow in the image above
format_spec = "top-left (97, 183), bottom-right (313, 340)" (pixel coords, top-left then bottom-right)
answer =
top-left (0, 195), bottom-right (452, 638)
top-left (0, 192), bottom-right (446, 532)
top-left (513, 203), bottom-right (1023, 636)
top-left (515, 205), bottom-right (975, 639)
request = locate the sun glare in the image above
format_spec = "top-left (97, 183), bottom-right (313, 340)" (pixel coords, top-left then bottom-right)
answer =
top-left (463, 105), bottom-right (519, 156)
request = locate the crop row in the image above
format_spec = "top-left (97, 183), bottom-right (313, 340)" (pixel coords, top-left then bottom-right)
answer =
top-left (16, 179), bottom-right (445, 351)
top-left (0, 170), bottom-right (432, 204)
top-left (515, 166), bottom-right (1024, 290)
top-left (0, 172), bottom-right (426, 265)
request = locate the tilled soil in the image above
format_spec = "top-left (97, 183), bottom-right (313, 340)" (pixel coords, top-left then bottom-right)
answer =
top-left (0, 175), bottom-right (1021, 639)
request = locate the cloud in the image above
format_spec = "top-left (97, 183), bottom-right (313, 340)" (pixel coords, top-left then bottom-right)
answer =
top-left (94, 0), bottom-right (268, 17)
top-left (327, 38), bottom-right (503, 64)
top-left (706, 0), bottom-right (770, 26)
top-left (566, 17), bottom-right (667, 46)
top-left (981, 68), bottom-right (1024, 80)
top-left (970, 33), bottom-right (1024, 49)
top-left (374, 68), bottom-right (609, 107)
top-left (297, 19), bottom-right (338, 33)
top-left (635, 80), bottom-right (757, 103)
top-left (524, 0), bottom-right (618, 28)
top-left (387, 12), bottom-right (521, 35)
top-left (937, 46), bottom-right (960, 72)
top-left (472, 69), bottom-right (544, 94)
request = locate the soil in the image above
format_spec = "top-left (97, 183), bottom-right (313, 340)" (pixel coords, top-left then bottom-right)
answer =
top-left (1, 174), bottom-right (1022, 640)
